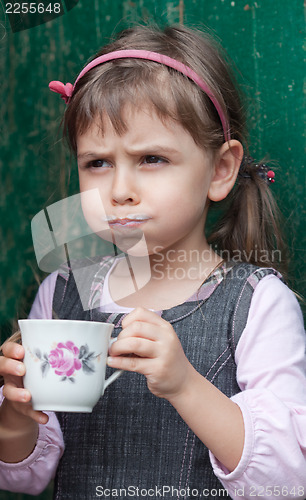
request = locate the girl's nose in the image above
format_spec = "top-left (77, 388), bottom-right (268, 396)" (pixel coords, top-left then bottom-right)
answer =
top-left (111, 168), bottom-right (140, 206)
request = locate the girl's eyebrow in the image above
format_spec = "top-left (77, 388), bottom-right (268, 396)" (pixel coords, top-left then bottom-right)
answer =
top-left (77, 152), bottom-right (102, 161)
top-left (126, 145), bottom-right (180, 156)
top-left (77, 146), bottom-right (180, 160)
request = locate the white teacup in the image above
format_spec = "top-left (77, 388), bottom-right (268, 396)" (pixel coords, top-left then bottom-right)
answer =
top-left (18, 319), bottom-right (122, 412)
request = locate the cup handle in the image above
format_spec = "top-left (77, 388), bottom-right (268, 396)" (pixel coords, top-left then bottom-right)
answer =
top-left (103, 337), bottom-right (123, 393)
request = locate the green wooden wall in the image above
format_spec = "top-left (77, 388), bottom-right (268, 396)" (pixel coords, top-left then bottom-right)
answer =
top-left (0, 0), bottom-right (305, 498)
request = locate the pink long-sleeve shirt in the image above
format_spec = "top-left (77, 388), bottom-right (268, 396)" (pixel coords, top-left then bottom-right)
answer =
top-left (0, 270), bottom-right (305, 499)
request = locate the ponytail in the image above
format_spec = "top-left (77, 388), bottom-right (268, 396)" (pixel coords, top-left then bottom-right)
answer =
top-left (208, 157), bottom-right (288, 277)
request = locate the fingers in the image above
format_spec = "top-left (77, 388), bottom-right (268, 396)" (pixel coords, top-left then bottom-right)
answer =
top-left (110, 308), bottom-right (166, 357)
top-left (0, 356), bottom-right (25, 379)
top-left (108, 308), bottom-right (163, 373)
top-left (24, 408), bottom-right (49, 425)
top-left (2, 382), bottom-right (49, 425)
top-left (108, 307), bottom-right (182, 384)
top-left (121, 307), bottom-right (164, 329)
top-left (119, 307), bottom-right (170, 344)
top-left (3, 381), bottom-right (31, 403)
top-left (0, 342), bottom-right (26, 394)
top-left (0, 341), bottom-right (25, 379)
top-left (109, 306), bottom-right (176, 360)
top-left (0, 342), bottom-right (48, 425)
top-left (110, 336), bottom-right (157, 359)
top-left (2, 341), bottom-right (24, 360)
top-left (118, 319), bottom-right (161, 342)
top-left (107, 353), bottom-right (153, 374)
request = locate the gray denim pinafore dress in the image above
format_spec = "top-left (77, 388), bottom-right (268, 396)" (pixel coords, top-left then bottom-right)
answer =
top-left (51, 258), bottom-right (281, 500)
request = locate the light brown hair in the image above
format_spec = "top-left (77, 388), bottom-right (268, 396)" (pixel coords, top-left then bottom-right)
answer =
top-left (63, 24), bottom-right (286, 275)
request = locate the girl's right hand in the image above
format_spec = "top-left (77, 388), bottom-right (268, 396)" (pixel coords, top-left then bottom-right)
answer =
top-left (0, 341), bottom-right (48, 425)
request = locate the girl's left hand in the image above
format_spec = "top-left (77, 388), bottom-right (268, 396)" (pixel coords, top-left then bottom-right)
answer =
top-left (108, 307), bottom-right (195, 400)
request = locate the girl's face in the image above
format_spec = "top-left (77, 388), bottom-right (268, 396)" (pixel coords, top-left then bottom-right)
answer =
top-left (77, 106), bottom-right (214, 258)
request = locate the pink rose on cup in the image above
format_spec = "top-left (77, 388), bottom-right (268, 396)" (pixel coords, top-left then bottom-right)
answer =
top-left (48, 341), bottom-right (82, 377)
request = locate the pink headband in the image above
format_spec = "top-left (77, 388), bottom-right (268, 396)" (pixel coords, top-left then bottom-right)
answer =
top-left (49, 49), bottom-right (230, 141)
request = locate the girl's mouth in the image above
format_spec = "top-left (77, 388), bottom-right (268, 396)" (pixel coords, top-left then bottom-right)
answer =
top-left (104, 214), bottom-right (151, 228)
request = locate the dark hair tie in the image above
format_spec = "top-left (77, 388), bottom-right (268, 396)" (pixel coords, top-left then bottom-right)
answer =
top-left (238, 156), bottom-right (275, 184)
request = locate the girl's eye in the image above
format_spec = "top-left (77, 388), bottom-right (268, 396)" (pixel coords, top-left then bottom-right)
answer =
top-left (86, 159), bottom-right (111, 169)
top-left (143, 155), bottom-right (167, 165)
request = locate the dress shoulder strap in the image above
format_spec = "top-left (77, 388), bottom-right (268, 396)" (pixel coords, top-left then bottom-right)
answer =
top-left (52, 255), bottom-right (115, 319)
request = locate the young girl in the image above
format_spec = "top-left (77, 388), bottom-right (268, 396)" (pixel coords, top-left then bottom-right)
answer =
top-left (0, 25), bottom-right (305, 500)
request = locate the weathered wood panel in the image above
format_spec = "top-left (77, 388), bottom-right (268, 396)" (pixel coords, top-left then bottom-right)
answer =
top-left (0, 1), bottom-right (305, 496)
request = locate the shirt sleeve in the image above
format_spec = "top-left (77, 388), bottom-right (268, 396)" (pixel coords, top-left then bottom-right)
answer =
top-left (28, 271), bottom-right (58, 319)
top-left (209, 274), bottom-right (306, 499)
top-left (0, 272), bottom-right (64, 495)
